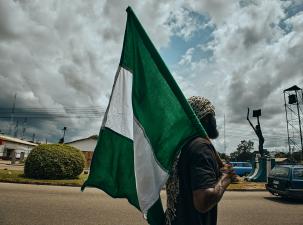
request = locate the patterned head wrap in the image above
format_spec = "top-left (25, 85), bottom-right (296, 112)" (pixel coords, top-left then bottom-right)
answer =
top-left (188, 96), bottom-right (215, 120)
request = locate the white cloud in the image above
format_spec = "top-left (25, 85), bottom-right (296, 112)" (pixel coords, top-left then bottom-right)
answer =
top-left (0, 0), bottom-right (210, 142)
top-left (186, 0), bottom-right (239, 25)
top-left (0, 0), bottom-right (184, 141)
top-left (0, 0), bottom-right (302, 154)
top-left (175, 0), bottom-right (303, 153)
top-left (178, 47), bottom-right (195, 65)
top-left (167, 7), bottom-right (202, 41)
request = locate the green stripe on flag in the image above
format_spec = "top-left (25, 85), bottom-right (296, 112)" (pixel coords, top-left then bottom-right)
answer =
top-left (120, 7), bottom-right (206, 171)
top-left (82, 6), bottom-right (208, 225)
top-left (83, 127), bottom-right (140, 209)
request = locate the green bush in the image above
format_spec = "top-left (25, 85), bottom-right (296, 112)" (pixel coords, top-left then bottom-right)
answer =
top-left (24, 144), bottom-right (85, 179)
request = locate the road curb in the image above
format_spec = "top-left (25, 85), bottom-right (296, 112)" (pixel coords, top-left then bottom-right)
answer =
top-left (227, 189), bottom-right (266, 192)
top-left (0, 180), bottom-right (82, 187)
top-left (1, 180), bottom-right (268, 191)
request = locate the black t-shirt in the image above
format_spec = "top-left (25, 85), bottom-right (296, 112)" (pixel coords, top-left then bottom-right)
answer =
top-left (165, 137), bottom-right (221, 225)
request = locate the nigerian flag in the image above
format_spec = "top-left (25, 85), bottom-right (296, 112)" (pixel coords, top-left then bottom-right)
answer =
top-left (81, 7), bottom-right (206, 225)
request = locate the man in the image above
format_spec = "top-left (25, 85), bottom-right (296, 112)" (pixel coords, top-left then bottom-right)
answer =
top-left (165, 96), bottom-right (237, 225)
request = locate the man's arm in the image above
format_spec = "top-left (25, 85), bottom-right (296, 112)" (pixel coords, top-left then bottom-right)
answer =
top-left (188, 140), bottom-right (237, 214)
top-left (193, 172), bottom-right (234, 213)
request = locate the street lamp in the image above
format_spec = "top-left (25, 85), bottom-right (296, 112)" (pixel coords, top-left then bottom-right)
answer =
top-left (58, 127), bottom-right (67, 144)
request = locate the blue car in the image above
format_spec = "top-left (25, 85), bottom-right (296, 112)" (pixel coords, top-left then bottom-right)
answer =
top-left (230, 162), bottom-right (252, 177)
top-left (266, 165), bottom-right (303, 199)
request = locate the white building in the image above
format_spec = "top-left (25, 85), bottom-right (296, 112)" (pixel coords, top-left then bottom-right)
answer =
top-left (0, 135), bottom-right (37, 159)
top-left (66, 135), bottom-right (98, 166)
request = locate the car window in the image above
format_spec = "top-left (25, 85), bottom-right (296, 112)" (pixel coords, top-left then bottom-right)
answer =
top-left (293, 168), bottom-right (303, 180)
top-left (270, 167), bottom-right (290, 178)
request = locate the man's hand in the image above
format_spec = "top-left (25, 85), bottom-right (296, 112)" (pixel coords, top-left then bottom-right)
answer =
top-left (220, 164), bottom-right (239, 183)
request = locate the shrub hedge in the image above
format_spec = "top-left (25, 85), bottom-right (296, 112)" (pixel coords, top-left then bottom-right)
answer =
top-left (24, 144), bottom-right (85, 179)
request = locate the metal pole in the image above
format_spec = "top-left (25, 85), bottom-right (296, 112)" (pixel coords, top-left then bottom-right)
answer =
top-left (284, 92), bottom-right (291, 155)
top-left (224, 114), bottom-right (226, 154)
top-left (295, 90), bottom-right (303, 162)
top-left (63, 127), bottom-right (67, 139)
top-left (9, 94), bottom-right (16, 136)
top-left (21, 118), bottom-right (27, 139)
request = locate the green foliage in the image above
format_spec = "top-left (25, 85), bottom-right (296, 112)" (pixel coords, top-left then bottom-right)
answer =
top-left (291, 151), bottom-right (303, 162)
top-left (0, 169), bottom-right (88, 186)
top-left (230, 140), bottom-right (254, 162)
top-left (218, 152), bottom-right (230, 162)
top-left (24, 144), bottom-right (85, 179)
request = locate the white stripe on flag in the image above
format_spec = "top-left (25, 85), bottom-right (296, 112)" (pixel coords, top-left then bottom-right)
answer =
top-left (134, 118), bottom-right (168, 213)
top-left (104, 67), bottom-right (133, 140)
top-left (104, 66), bottom-right (168, 214)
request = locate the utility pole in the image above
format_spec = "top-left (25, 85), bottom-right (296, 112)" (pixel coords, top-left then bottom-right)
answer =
top-left (9, 94), bottom-right (17, 136)
top-left (59, 127), bottom-right (67, 144)
top-left (21, 118), bottom-right (27, 139)
top-left (14, 120), bottom-right (19, 138)
top-left (224, 114), bottom-right (226, 154)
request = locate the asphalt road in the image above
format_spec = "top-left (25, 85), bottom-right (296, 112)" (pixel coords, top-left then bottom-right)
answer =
top-left (1, 183), bottom-right (303, 225)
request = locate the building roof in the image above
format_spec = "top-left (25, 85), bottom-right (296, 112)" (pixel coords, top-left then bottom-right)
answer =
top-left (283, 85), bottom-right (302, 92)
top-left (66, 135), bottom-right (98, 144)
top-left (0, 135), bottom-right (37, 146)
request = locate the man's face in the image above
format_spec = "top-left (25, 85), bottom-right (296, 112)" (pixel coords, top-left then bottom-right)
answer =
top-left (201, 114), bottom-right (219, 139)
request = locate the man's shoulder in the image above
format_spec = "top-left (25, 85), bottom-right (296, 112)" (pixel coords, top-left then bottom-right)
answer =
top-left (184, 137), bottom-right (213, 156)
top-left (186, 137), bottom-right (212, 149)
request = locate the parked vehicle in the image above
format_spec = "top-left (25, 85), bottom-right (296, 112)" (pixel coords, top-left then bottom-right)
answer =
top-left (266, 165), bottom-right (303, 199)
top-left (230, 162), bottom-right (252, 176)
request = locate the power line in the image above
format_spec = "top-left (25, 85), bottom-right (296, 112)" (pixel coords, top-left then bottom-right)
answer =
top-left (0, 106), bottom-right (106, 118)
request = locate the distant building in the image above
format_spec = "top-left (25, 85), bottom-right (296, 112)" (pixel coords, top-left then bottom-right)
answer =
top-left (0, 135), bottom-right (37, 160)
top-left (66, 135), bottom-right (98, 167)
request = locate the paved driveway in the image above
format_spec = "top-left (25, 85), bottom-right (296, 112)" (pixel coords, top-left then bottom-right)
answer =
top-left (1, 183), bottom-right (303, 225)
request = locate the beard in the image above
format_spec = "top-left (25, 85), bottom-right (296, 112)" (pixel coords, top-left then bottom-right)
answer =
top-left (205, 125), bottom-right (219, 139)
top-left (202, 115), bottom-right (219, 139)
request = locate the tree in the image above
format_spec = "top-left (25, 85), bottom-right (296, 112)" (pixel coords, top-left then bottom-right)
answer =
top-left (291, 151), bottom-right (302, 162)
top-left (230, 140), bottom-right (254, 162)
top-left (24, 144), bottom-right (85, 179)
top-left (218, 152), bottom-right (230, 162)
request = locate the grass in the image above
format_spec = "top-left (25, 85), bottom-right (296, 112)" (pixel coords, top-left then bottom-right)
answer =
top-left (228, 181), bottom-right (266, 190)
top-left (0, 169), bottom-right (88, 187)
top-left (0, 169), bottom-right (266, 190)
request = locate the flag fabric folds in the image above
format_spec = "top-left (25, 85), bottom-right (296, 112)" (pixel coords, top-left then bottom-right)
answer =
top-left (81, 6), bottom-right (206, 225)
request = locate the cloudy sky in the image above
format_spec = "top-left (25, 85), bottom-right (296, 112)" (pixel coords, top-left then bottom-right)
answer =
top-left (0, 0), bottom-right (303, 154)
